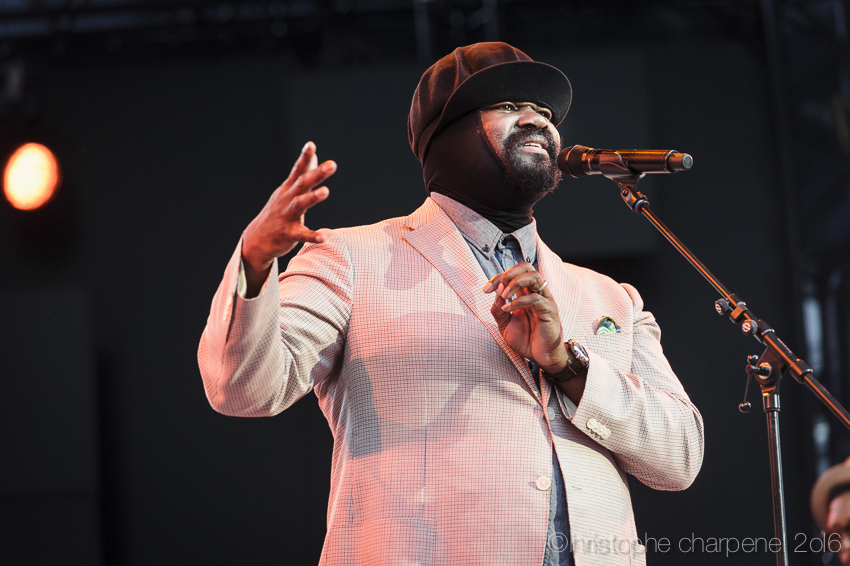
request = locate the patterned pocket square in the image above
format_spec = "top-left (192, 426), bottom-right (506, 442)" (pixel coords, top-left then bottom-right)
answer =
top-left (595, 316), bottom-right (621, 335)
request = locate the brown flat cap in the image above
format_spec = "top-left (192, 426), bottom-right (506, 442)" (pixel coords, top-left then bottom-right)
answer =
top-left (407, 42), bottom-right (572, 163)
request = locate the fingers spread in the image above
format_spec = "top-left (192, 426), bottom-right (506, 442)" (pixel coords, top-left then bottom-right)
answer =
top-left (286, 141), bottom-right (316, 185)
top-left (287, 187), bottom-right (330, 218)
top-left (293, 227), bottom-right (326, 244)
top-left (284, 142), bottom-right (337, 194)
top-left (289, 160), bottom-right (337, 196)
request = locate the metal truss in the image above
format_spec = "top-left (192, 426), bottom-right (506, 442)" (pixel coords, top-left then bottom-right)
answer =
top-left (0, 0), bottom-right (765, 62)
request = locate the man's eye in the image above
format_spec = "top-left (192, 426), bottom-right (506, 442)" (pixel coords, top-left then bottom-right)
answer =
top-left (535, 108), bottom-right (553, 120)
top-left (500, 103), bottom-right (518, 111)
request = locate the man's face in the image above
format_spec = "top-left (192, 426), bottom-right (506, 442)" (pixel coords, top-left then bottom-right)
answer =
top-left (479, 102), bottom-right (563, 197)
top-left (827, 491), bottom-right (850, 565)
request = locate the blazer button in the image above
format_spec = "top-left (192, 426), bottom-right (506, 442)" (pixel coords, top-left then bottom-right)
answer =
top-left (547, 407), bottom-right (557, 420)
top-left (222, 295), bottom-right (233, 322)
top-left (536, 477), bottom-right (551, 491)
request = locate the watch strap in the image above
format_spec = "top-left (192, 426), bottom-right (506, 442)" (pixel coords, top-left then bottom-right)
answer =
top-left (542, 363), bottom-right (580, 383)
top-left (542, 339), bottom-right (589, 383)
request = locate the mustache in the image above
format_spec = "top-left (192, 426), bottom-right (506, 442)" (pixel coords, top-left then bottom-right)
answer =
top-left (504, 128), bottom-right (560, 161)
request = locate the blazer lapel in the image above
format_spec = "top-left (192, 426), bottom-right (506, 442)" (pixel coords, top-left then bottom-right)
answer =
top-left (403, 199), bottom-right (541, 401)
top-left (537, 238), bottom-right (582, 344)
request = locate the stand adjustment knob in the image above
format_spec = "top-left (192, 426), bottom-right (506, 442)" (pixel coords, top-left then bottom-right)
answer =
top-left (741, 319), bottom-right (759, 336)
top-left (739, 361), bottom-right (754, 413)
top-left (715, 299), bottom-right (731, 316)
top-left (747, 363), bottom-right (772, 377)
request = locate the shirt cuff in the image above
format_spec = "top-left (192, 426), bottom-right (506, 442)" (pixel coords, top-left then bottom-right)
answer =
top-left (236, 257), bottom-right (272, 299)
top-left (555, 387), bottom-right (578, 418)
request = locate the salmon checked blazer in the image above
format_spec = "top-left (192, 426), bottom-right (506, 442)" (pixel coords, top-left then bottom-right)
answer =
top-left (199, 197), bottom-right (704, 566)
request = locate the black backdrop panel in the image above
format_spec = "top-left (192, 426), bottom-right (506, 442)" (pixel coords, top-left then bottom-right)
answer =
top-left (0, 288), bottom-right (101, 564)
top-left (0, 39), bottom-right (814, 564)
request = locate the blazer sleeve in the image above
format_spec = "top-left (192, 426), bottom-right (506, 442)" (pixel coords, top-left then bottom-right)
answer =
top-left (570, 282), bottom-right (705, 491)
top-left (198, 229), bottom-right (353, 417)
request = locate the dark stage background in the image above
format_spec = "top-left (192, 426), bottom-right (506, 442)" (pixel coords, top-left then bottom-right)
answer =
top-left (1, 1), bottom-right (849, 564)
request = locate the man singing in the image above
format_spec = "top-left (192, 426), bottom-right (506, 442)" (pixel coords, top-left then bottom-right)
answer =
top-left (199, 42), bottom-right (704, 566)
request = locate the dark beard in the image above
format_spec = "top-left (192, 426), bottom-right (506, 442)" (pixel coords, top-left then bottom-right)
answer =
top-left (502, 128), bottom-right (562, 197)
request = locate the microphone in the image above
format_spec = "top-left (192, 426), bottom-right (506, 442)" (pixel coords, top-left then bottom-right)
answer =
top-left (558, 145), bottom-right (693, 179)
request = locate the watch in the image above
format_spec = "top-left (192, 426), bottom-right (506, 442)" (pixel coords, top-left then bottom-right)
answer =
top-left (542, 339), bottom-right (589, 383)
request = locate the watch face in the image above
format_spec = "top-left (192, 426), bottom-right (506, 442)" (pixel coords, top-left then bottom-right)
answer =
top-left (568, 340), bottom-right (589, 367)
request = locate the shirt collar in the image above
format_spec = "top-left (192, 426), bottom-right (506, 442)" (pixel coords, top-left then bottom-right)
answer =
top-left (430, 192), bottom-right (538, 263)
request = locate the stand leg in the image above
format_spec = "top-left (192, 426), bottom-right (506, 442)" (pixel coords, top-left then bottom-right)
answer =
top-left (764, 389), bottom-right (789, 566)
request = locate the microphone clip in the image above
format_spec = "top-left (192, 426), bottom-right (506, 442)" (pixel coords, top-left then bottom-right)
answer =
top-left (613, 175), bottom-right (650, 214)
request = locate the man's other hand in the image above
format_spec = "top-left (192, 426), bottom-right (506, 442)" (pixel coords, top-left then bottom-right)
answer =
top-left (483, 262), bottom-right (569, 373)
top-left (241, 141), bottom-right (337, 297)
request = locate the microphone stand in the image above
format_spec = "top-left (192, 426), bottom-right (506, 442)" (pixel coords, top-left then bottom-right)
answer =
top-left (602, 168), bottom-right (850, 566)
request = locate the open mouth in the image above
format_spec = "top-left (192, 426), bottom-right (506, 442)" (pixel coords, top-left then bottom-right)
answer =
top-left (519, 140), bottom-right (549, 154)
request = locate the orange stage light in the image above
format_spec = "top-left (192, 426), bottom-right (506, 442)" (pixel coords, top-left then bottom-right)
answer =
top-left (3, 143), bottom-right (61, 211)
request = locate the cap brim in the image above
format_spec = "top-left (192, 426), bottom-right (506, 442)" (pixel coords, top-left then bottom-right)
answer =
top-left (438, 60), bottom-right (572, 133)
top-left (811, 463), bottom-right (850, 529)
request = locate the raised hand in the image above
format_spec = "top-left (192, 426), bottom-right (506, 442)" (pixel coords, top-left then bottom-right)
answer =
top-left (483, 262), bottom-right (569, 375)
top-left (241, 142), bottom-right (337, 296)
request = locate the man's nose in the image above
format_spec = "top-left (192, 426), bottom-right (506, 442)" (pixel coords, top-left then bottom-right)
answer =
top-left (516, 106), bottom-right (551, 129)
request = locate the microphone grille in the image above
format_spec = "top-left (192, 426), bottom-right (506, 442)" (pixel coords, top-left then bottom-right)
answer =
top-left (667, 152), bottom-right (693, 171)
top-left (558, 145), bottom-right (589, 178)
